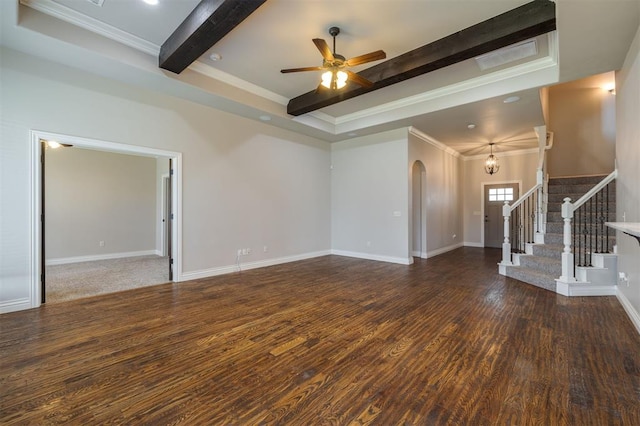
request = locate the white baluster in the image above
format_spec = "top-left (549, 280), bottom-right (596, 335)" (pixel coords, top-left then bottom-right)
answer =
top-left (501, 201), bottom-right (512, 267)
top-left (559, 197), bottom-right (576, 283)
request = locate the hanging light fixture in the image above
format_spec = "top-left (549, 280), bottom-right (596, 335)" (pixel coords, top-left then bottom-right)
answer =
top-left (485, 143), bottom-right (500, 175)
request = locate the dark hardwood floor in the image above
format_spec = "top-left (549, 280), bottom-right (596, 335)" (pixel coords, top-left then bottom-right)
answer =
top-left (1, 248), bottom-right (639, 424)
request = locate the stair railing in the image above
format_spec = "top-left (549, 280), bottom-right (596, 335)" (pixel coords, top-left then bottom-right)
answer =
top-left (500, 128), bottom-right (551, 266)
top-left (501, 179), bottom-right (543, 264)
top-left (559, 169), bottom-right (618, 283)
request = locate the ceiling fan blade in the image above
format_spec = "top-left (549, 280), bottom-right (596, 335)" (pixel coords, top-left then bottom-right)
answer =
top-left (346, 70), bottom-right (374, 88)
top-left (280, 66), bottom-right (324, 73)
top-left (345, 50), bottom-right (386, 67)
top-left (313, 38), bottom-right (335, 62)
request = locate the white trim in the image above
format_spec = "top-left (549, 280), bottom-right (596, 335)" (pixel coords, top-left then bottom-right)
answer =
top-left (464, 242), bottom-right (484, 247)
top-left (46, 250), bottom-right (160, 266)
top-left (408, 127), bottom-right (460, 158)
top-left (189, 61), bottom-right (289, 106)
top-left (31, 130), bottom-right (183, 311)
top-left (20, 0), bottom-right (159, 56)
top-left (426, 242), bottom-right (464, 258)
top-left (411, 251), bottom-right (428, 258)
top-left (617, 288), bottom-right (640, 336)
top-left (0, 298), bottom-right (32, 314)
top-left (462, 147), bottom-right (539, 161)
top-left (331, 250), bottom-right (413, 265)
top-left (180, 250), bottom-right (331, 281)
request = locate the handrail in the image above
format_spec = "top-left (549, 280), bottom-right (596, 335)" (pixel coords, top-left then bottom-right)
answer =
top-left (572, 169), bottom-right (618, 209)
top-left (509, 183), bottom-right (542, 212)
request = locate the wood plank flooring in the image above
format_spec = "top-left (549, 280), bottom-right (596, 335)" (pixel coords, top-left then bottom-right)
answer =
top-left (1, 248), bottom-right (639, 424)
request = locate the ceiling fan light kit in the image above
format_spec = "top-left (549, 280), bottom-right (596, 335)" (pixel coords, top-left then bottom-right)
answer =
top-left (281, 26), bottom-right (386, 91)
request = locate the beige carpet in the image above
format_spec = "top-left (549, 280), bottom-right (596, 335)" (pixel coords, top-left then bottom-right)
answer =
top-left (45, 255), bottom-right (170, 303)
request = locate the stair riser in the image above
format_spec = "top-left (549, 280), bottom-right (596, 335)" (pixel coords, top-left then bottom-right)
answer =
top-left (504, 267), bottom-right (557, 292)
top-left (531, 245), bottom-right (563, 259)
top-left (519, 257), bottom-right (562, 276)
top-left (547, 201), bottom-right (616, 212)
top-left (547, 184), bottom-right (610, 194)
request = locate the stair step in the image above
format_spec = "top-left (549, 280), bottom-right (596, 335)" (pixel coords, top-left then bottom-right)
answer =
top-left (504, 266), bottom-right (557, 292)
top-left (519, 254), bottom-right (562, 276)
top-left (548, 175), bottom-right (608, 185)
top-left (546, 201), bottom-right (616, 212)
top-left (548, 184), bottom-right (603, 194)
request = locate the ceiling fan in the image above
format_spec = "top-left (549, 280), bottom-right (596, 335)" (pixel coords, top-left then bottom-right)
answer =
top-left (280, 26), bottom-right (386, 91)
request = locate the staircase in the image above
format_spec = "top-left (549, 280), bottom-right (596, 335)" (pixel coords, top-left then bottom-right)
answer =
top-left (503, 175), bottom-right (617, 295)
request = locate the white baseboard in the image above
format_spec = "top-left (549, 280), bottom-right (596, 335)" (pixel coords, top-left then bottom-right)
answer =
top-left (463, 242), bottom-right (484, 248)
top-left (180, 250), bottom-right (332, 281)
top-left (426, 242), bottom-right (464, 258)
top-left (46, 250), bottom-right (159, 266)
top-left (411, 250), bottom-right (427, 258)
top-left (331, 250), bottom-right (412, 265)
top-left (0, 298), bottom-right (32, 314)
top-left (617, 287), bottom-right (640, 336)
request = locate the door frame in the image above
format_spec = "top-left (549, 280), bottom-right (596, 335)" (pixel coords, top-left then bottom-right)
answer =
top-left (30, 130), bottom-right (183, 309)
top-left (480, 180), bottom-right (521, 247)
top-left (411, 161), bottom-right (427, 258)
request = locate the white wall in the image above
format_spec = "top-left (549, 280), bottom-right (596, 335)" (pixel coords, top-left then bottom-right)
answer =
top-left (615, 24), bottom-right (640, 334)
top-left (331, 129), bottom-right (410, 264)
top-left (462, 150), bottom-right (538, 246)
top-left (45, 147), bottom-right (157, 261)
top-left (0, 47), bottom-right (331, 312)
top-left (408, 131), bottom-right (463, 257)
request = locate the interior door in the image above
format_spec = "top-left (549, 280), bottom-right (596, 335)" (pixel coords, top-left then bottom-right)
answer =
top-left (484, 183), bottom-right (518, 248)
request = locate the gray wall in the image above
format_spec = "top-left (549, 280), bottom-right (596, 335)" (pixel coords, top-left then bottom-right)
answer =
top-left (616, 24), bottom-right (640, 332)
top-left (462, 151), bottom-right (538, 246)
top-left (330, 129), bottom-right (410, 263)
top-left (547, 78), bottom-right (616, 177)
top-left (0, 47), bottom-right (331, 311)
top-left (408, 132), bottom-right (463, 257)
top-left (45, 147), bottom-right (157, 261)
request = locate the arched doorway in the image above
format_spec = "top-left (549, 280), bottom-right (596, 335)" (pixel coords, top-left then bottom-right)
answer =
top-left (411, 161), bottom-right (427, 258)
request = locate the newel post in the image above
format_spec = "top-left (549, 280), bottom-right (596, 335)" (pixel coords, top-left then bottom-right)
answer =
top-left (500, 201), bottom-right (512, 267)
top-left (559, 197), bottom-right (576, 283)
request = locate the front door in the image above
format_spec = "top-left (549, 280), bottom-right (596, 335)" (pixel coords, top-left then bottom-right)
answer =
top-left (484, 183), bottom-right (518, 248)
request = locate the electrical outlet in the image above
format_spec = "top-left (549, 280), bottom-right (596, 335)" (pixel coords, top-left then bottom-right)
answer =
top-left (99, 241), bottom-right (105, 247)
top-left (619, 272), bottom-right (630, 287)
top-left (263, 246), bottom-right (268, 253)
top-left (246, 248), bottom-right (251, 254)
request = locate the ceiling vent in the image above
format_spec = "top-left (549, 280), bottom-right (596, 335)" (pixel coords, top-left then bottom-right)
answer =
top-left (85, 0), bottom-right (105, 6)
top-left (475, 39), bottom-right (538, 71)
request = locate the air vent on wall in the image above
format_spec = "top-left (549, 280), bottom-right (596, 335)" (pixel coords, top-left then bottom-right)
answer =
top-left (475, 39), bottom-right (538, 71)
top-left (85, 0), bottom-right (105, 6)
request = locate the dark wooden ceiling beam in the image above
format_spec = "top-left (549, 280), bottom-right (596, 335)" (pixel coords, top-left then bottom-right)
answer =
top-left (286, 0), bottom-right (556, 116)
top-left (160, 0), bottom-right (267, 74)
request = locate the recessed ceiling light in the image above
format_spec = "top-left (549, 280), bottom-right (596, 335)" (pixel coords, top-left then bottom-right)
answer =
top-left (142, 0), bottom-right (158, 5)
top-left (259, 115), bottom-right (271, 121)
top-left (467, 123), bottom-right (476, 129)
top-left (209, 53), bottom-right (222, 61)
top-left (503, 96), bottom-right (520, 104)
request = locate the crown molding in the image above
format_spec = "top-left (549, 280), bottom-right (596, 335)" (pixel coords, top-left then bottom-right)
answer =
top-left (336, 51), bottom-right (558, 127)
top-left (408, 127), bottom-right (460, 158)
top-left (462, 147), bottom-right (539, 161)
top-left (188, 61), bottom-right (288, 106)
top-left (20, 0), bottom-right (159, 56)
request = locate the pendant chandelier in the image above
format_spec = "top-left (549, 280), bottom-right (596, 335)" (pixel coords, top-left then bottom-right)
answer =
top-left (485, 143), bottom-right (500, 175)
